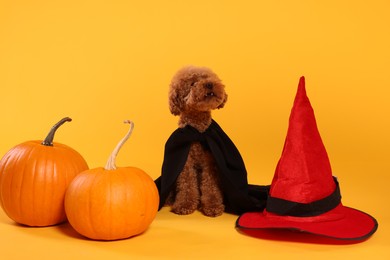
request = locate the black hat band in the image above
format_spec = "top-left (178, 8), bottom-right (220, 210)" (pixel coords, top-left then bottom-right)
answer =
top-left (266, 177), bottom-right (342, 217)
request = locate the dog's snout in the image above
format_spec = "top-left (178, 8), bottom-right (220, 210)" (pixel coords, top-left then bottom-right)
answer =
top-left (204, 82), bottom-right (213, 89)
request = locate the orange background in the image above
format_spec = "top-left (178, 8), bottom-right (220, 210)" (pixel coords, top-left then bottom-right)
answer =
top-left (0, 0), bottom-right (389, 259)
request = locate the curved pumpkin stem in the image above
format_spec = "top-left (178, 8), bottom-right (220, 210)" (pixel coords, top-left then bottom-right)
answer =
top-left (105, 120), bottom-right (134, 170)
top-left (41, 117), bottom-right (72, 146)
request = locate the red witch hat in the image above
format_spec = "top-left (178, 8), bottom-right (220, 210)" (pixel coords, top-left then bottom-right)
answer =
top-left (236, 77), bottom-right (378, 241)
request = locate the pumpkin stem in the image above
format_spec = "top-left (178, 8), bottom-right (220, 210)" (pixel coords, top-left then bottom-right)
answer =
top-left (41, 117), bottom-right (72, 146)
top-left (105, 120), bottom-right (134, 170)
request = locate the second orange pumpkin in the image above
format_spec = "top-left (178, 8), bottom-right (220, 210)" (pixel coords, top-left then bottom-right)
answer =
top-left (64, 120), bottom-right (159, 241)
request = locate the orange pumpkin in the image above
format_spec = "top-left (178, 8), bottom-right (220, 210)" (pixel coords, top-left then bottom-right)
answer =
top-left (0, 117), bottom-right (89, 226)
top-left (64, 120), bottom-right (159, 241)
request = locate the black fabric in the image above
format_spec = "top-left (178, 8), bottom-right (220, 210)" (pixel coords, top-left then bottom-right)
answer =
top-left (266, 177), bottom-right (342, 217)
top-left (154, 120), bottom-right (269, 215)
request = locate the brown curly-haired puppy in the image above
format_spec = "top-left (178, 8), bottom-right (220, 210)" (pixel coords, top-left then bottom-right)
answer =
top-left (167, 65), bottom-right (228, 217)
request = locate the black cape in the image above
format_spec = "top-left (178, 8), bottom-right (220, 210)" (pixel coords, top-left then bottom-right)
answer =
top-left (154, 120), bottom-right (269, 215)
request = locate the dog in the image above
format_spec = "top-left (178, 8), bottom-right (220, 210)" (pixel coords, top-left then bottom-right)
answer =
top-left (165, 65), bottom-right (228, 217)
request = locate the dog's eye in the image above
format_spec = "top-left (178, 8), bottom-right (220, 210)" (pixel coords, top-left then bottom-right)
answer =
top-left (204, 82), bottom-right (213, 89)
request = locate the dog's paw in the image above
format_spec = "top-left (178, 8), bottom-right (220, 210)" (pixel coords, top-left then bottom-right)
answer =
top-left (171, 203), bottom-right (197, 215)
top-left (201, 204), bottom-right (225, 217)
top-left (171, 207), bottom-right (197, 215)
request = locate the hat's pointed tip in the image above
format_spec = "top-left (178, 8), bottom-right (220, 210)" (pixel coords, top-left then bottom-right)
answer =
top-left (298, 76), bottom-right (306, 89)
top-left (294, 76), bottom-right (307, 100)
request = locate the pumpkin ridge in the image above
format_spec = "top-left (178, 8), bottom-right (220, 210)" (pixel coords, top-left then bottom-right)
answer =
top-left (31, 144), bottom-right (49, 225)
top-left (37, 144), bottom-right (54, 222)
top-left (18, 145), bottom-right (39, 223)
top-left (0, 153), bottom-right (14, 218)
top-left (89, 172), bottom-right (101, 236)
top-left (47, 150), bottom-right (58, 223)
top-left (108, 172), bottom-right (113, 239)
top-left (0, 152), bottom-right (13, 199)
top-left (139, 171), bottom-right (158, 232)
top-left (3, 153), bottom-right (16, 218)
top-left (4, 144), bottom-right (27, 223)
top-left (30, 145), bottom-right (41, 224)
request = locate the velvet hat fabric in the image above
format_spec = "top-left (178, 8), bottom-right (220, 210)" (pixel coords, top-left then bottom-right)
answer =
top-left (236, 77), bottom-right (378, 241)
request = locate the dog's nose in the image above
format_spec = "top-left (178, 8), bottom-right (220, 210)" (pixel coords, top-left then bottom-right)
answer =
top-left (204, 82), bottom-right (213, 89)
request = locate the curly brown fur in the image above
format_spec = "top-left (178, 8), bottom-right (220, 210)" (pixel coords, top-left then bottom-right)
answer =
top-left (166, 65), bottom-right (227, 217)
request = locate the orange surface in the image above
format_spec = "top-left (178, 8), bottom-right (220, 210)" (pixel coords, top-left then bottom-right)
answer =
top-left (0, 1), bottom-right (389, 259)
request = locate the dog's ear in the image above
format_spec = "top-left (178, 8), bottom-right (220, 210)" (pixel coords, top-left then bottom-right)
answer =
top-left (169, 85), bottom-right (183, 115)
top-left (217, 93), bottom-right (228, 109)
